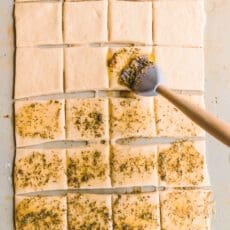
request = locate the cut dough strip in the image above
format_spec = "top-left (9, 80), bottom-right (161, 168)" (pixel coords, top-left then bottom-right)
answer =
top-left (15, 195), bottom-right (67, 230)
top-left (112, 192), bottom-right (160, 229)
top-left (111, 144), bottom-right (158, 188)
top-left (67, 144), bottom-right (111, 189)
top-left (15, 99), bottom-right (65, 147)
top-left (14, 148), bottom-right (67, 194)
top-left (160, 190), bottom-right (213, 230)
top-left (15, 47), bottom-right (63, 99)
top-left (157, 140), bottom-right (210, 187)
top-left (67, 193), bottom-right (112, 229)
top-left (15, 2), bottom-right (62, 47)
top-left (155, 94), bottom-right (205, 137)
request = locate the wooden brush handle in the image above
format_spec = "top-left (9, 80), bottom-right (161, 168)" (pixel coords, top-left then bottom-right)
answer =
top-left (156, 85), bottom-right (230, 147)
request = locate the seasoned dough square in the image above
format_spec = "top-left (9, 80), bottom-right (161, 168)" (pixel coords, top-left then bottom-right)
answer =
top-left (15, 196), bottom-right (67, 230)
top-left (157, 141), bottom-right (210, 187)
top-left (108, 47), bottom-right (153, 90)
top-left (66, 98), bottom-right (109, 140)
top-left (110, 98), bottom-right (155, 140)
top-left (15, 47), bottom-right (63, 99)
top-left (15, 99), bottom-right (65, 147)
top-left (15, 149), bottom-right (67, 194)
top-left (160, 190), bottom-right (213, 230)
top-left (67, 193), bottom-right (112, 229)
top-left (111, 145), bottom-right (157, 187)
top-left (153, 1), bottom-right (205, 46)
top-left (155, 95), bottom-right (205, 137)
top-left (15, 2), bottom-right (62, 47)
top-left (154, 46), bottom-right (204, 91)
top-left (64, 1), bottom-right (108, 44)
top-left (109, 1), bottom-right (152, 44)
top-left (112, 193), bottom-right (160, 229)
top-left (65, 46), bottom-right (109, 92)
top-left (67, 144), bottom-right (111, 189)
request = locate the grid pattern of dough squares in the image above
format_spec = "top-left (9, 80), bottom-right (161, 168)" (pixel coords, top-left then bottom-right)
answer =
top-left (14, 0), bottom-right (211, 229)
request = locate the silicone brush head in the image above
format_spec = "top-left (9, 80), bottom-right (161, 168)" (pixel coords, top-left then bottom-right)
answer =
top-left (120, 56), bottom-right (163, 96)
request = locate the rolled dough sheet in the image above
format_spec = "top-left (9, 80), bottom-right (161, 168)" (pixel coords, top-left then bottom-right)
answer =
top-left (111, 144), bottom-right (157, 188)
top-left (110, 97), bottom-right (155, 140)
top-left (67, 144), bottom-right (111, 189)
top-left (154, 46), bottom-right (204, 91)
top-left (112, 192), bottom-right (160, 229)
top-left (67, 193), bottom-right (112, 230)
top-left (155, 95), bottom-right (205, 137)
top-left (14, 149), bottom-right (67, 195)
top-left (157, 141), bottom-right (210, 187)
top-left (66, 98), bottom-right (109, 141)
top-left (15, 47), bottom-right (63, 99)
top-left (15, 99), bottom-right (65, 147)
top-left (15, 2), bottom-right (62, 47)
top-left (109, 0), bottom-right (152, 44)
top-left (108, 46), bottom-right (153, 90)
top-left (64, 1), bottom-right (108, 44)
top-left (160, 190), bottom-right (213, 230)
top-left (15, 195), bottom-right (67, 230)
top-left (65, 46), bottom-right (109, 92)
top-left (153, 1), bottom-right (205, 46)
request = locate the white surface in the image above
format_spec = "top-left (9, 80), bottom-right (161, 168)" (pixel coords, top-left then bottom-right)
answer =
top-left (0, 0), bottom-right (229, 229)
top-left (204, 0), bottom-right (230, 229)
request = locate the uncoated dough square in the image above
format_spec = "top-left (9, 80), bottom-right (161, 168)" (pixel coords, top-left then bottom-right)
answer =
top-left (64, 1), bottom-right (108, 44)
top-left (109, 0), bottom-right (152, 44)
top-left (67, 193), bottom-right (112, 230)
top-left (15, 47), bottom-right (63, 99)
top-left (157, 141), bottom-right (210, 187)
top-left (15, 149), bottom-right (67, 194)
top-left (110, 97), bottom-right (155, 140)
top-left (15, 2), bottom-right (62, 47)
top-left (160, 190), bottom-right (213, 230)
top-left (67, 144), bottom-right (111, 189)
top-left (66, 98), bottom-right (109, 141)
top-left (111, 145), bottom-right (157, 187)
top-left (112, 193), bottom-right (160, 229)
top-left (154, 46), bottom-right (204, 91)
top-left (108, 46), bottom-right (153, 90)
top-left (15, 196), bottom-right (67, 230)
top-left (155, 95), bottom-right (205, 137)
top-left (15, 99), bottom-right (65, 147)
top-left (153, 1), bottom-right (205, 46)
top-left (65, 46), bottom-right (109, 92)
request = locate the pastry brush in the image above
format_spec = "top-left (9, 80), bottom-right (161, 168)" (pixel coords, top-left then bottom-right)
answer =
top-left (120, 56), bottom-right (230, 147)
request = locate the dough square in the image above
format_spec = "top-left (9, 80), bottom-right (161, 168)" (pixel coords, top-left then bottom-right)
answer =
top-left (155, 95), bottom-right (205, 137)
top-left (160, 190), bottom-right (213, 230)
top-left (67, 193), bottom-right (112, 229)
top-left (66, 98), bottom-right (109, 141)
top-left (15, 47), bottom-right (63, 99)
top-left (157, 141), bottom-right (210, 187)
top-left (67, 144), bottom-right (111, 189)
top-left (111, 145), bottom-right (157, 187)
top-left (15, 99), bottom-right (65, 147)
top-left (112, 192), bottom-right (160, 229)
top-left (154, 46), bottom-right (204, 91)
top-left (64, 1), bottom-right (108, 44)
top-left (65, 46), bottom-right (109, 92)
top-left (108, 47), bottom-right (153, 90)
top-left (15, 2), bottom-right (62, 47)
top-left (153, 1), bottom-right (205, 46)
top-left (110, 97), bottom-right (155, 140)
top-left (14, 149), bottom-right (67, 194)
top-left (15, 195), bottom-right (67, 230)
top-left (109, 1), bottom-right (152, 44)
